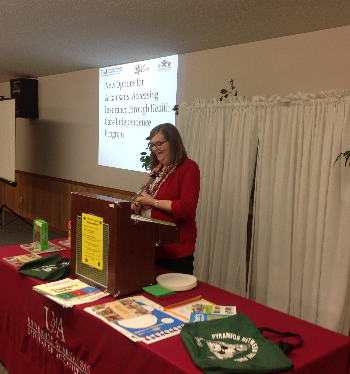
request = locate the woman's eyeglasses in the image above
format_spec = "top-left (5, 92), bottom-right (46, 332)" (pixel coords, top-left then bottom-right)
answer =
top-left (149, 140), bottom-right (167, 150)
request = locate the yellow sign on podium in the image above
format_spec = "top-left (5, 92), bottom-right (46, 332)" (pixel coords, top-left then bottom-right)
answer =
top-left (81, 213), bottom-right (104, 270)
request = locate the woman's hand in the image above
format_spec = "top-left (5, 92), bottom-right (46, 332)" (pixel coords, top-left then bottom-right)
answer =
top-left (136, 192), bottom-right (156, 207)
top-left (131, 200), bottom-right (142, 215)
top-left (137, 192), bottom-right (173, 213)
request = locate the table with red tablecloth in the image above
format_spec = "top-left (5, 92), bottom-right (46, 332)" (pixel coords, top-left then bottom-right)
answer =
top-left (0, 240), bottom-right (349, 374)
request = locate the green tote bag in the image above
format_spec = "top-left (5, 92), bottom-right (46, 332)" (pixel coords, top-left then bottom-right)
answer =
top-left (18, 253), bottom-right (70, 281)
top-left (181, 313), bottom-right (301, 374)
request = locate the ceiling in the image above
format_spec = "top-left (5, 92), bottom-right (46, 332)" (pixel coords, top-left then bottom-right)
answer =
top-left (1, 0), bottom-right (350, 84)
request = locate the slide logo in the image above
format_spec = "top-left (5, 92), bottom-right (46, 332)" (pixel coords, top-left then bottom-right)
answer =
top-left (135, 64), bottom-right (149, 75)
top-left (158, 59), bottom-right (172, 71)
top-left (101, 66), bottom-right (123, 77)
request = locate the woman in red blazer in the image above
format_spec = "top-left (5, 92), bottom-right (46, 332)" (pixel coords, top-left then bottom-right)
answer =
top-left (131, 123), bottom-right (200, 274)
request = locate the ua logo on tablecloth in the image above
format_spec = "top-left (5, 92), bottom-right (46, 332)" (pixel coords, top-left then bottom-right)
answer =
top-left (27, 306), bottom-right (91, 374)
top-left (44, 306), bottom-right (65, 342)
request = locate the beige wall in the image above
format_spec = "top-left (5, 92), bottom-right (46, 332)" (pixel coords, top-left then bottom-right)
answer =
top-left (184, 25), bottom-right (350, 101)
top-left (0, 25), bottom-right (349, 193)
top-left (0, 69), bottom-right (148, 193)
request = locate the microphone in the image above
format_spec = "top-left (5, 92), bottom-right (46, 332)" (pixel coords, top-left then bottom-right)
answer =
top-left (131, 172), bottom-right (158, 205)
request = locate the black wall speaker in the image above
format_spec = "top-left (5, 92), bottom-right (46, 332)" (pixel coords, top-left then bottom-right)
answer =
top-left (10, 78), bottom-right (39, 119)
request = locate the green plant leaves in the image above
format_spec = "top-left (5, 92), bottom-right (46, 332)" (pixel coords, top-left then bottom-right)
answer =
top-left (172, 104), bottom-right (179, 115)
top-left (219, 78), bottom-right (237, 101)
top-left (334, 150), bottom-right (350, 166)
top-left (140, 136), bottom-right (151, 170)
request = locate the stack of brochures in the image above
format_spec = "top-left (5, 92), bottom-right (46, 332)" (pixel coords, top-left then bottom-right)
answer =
top-left (33, 278), bottom-right (109, 308)
top-left (189, 304), bottom-right (237, 323)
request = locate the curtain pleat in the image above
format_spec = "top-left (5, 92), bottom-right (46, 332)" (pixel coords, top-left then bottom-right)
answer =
top-left (178, 99), bottom-right (258, 297)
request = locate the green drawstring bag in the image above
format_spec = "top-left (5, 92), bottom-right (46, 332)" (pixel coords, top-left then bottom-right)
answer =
top-left (18, 253), bottom-right (70, 281)
top-left (181, 313), bottom-right (302, 374)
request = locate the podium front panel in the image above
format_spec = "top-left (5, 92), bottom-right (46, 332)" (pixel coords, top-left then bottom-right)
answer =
top-left (70, 192), bottom-right (156, 297)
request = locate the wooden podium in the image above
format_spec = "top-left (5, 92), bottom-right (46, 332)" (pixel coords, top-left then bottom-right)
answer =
top-left (70, 192), bottom-right (180, 297)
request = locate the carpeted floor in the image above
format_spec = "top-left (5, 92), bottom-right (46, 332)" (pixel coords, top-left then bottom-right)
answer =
top-left (0, 211), bottom-right (65, 247)
top-left (0, 211), bottom-right (66, 374)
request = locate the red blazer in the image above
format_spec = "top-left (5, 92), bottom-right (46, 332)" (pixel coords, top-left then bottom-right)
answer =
top-left (151, 158), bottom-right (200, 259)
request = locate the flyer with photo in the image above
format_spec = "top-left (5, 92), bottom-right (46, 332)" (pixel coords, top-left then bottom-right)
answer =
top-left (164, 295), bottom-right (214, 321)
top-left (189, 304), bottom-right (237, 323)
top-left (3, 253), bottom-right (41, 267)
top-left (85, 296), bottom-right (185, 344)
top-left (59, 240), bottom-right (71, 248)
top-left (21, 241), bottom-right (66, 254)
top-left (191, 304), bottom-right (237, 315)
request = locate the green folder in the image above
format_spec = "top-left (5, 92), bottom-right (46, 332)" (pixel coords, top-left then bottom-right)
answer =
top-left (143, 284), bottom-right (175, 298)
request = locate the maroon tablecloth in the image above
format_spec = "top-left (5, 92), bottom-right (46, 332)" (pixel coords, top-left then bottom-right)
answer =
top-left (0, 241), bottom-right (349, 374)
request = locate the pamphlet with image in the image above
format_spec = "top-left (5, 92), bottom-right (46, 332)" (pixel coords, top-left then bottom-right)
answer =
top-left (85, 295), bottom-right (185, 344)
top-left (164, 295), bottom-right (215, 321)
top-left (189, 304), bottom-right (237, 323)
top-left (21, 241), bottom-right (66, 254)
top-left (59, 240), bottom-right (71, 248)
top-left (3, 253), bottom-right (41, 267)
top-left (191, 304), bottom-right (236, 315)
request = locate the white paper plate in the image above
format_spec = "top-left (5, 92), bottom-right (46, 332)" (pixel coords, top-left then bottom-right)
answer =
top-left (118, 314), bottom-right (157, 329)
top-left (156, 273), bottom-right (197, 291)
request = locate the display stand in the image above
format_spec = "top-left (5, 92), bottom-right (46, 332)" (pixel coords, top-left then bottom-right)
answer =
top-left (0, 181), bottom-right (31, 227)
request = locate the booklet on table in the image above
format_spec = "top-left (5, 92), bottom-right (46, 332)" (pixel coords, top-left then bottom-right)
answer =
top-left (33, 278), bottom-right (109, 308)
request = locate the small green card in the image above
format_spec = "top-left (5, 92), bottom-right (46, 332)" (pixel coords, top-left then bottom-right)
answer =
top-left (143, 284), bottom-right (175, 298)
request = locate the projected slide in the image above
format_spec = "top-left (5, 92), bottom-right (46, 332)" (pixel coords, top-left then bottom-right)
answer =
top-left (99, 55), bottom-right (178, 172)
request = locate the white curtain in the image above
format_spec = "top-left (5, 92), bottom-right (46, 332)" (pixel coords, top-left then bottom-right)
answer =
top-left (177, 90), bottom-right (350, 334)
top-left (249, 91), bottom-right (350, 333)
top-left (177, 98), bottom-right (259, 297)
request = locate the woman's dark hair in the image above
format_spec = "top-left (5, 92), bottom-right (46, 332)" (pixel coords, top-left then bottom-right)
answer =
top-left (149, 123), bottom-right (187, 170)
